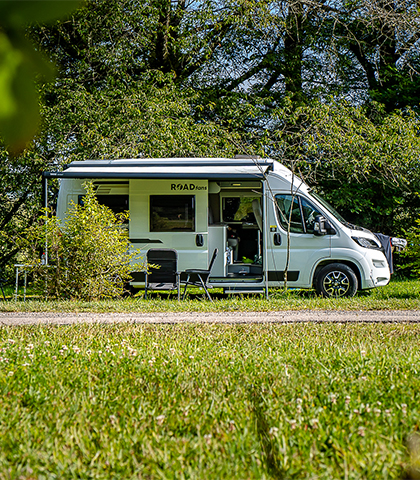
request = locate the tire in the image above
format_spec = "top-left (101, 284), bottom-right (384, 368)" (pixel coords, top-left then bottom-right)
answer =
top-left (315, 263), bottom-right (358, 298)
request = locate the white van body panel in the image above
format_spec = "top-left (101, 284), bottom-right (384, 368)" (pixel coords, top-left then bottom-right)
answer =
top-left (52, 157), bottom-right (391, 294)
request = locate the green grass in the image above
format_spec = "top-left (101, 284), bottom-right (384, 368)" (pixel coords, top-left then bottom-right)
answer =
top-left (1, 278), bottom-right (420, 312)
top-left (1, 323), bottom-right (419, 479)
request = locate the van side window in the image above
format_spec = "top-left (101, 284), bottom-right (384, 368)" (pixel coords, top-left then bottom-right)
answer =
top-left (275, 194), bottom-right (322, 234)
top-left (275, 195), bottom-right (304, 233)
top-left (150, 195), bottom-right (195, 232)
top-left (300, 197), bottom-right (323, 234)
top-left (78, 194), bottom-right (129, 223)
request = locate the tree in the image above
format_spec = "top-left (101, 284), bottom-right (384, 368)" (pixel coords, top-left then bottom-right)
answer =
top-left (264, 99), bottom-right (420, 235)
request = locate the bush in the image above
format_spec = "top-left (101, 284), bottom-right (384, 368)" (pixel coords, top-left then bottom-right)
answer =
top-left (23, 182), bottom-right (142, 300)
top-left (402, 218), bottom-right (420, 277)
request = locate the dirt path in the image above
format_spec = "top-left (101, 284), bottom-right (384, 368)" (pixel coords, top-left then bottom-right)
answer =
top-left (0, 310), bottom-right (419, 325)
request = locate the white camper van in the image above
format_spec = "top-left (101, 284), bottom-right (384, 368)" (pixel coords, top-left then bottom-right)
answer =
top-left (49, 157), bottom-right (399, 297)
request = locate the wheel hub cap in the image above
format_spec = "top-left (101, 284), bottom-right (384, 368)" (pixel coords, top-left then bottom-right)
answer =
top-left (323, 271), bottom-right (350, 297)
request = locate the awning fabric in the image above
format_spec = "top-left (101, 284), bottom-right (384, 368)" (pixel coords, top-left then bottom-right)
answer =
top-left (44, 158), bottom-right (273, 180)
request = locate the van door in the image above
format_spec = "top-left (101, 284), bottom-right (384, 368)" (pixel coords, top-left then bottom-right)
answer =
top-left (129, 179), bottom-right (209, 271)
top-left (266, 193), bottom-right (332, 287)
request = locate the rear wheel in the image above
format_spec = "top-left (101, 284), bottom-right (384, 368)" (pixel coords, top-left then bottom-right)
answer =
top-left (315, 263), bottom-right (358, 298)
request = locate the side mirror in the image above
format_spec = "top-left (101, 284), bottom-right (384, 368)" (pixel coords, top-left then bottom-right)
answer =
top-left (314, 215), bottom-right (336, 236)
top-left (313, 215), bottom-right (328, 236)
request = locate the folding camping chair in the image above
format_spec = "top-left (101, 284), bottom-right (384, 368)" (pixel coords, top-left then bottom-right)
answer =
top-left (181, 248), bottom-right (218, 301)
top-left (144, 249), bottom-right (181, 300)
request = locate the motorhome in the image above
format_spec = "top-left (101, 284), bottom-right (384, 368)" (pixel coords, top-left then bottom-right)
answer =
top-left (48, 156), bottom-right (402, 297)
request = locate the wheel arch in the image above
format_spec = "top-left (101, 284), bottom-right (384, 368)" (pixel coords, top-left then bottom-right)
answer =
top-left (312, 259), bottom-right (362, 290)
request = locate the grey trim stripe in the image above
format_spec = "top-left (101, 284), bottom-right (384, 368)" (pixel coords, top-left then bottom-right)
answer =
top-left (130, 239), bottom-right (163, 244)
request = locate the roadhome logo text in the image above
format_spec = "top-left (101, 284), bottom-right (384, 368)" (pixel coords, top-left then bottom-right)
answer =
top-left (171, 184), bottom-right (207, 191)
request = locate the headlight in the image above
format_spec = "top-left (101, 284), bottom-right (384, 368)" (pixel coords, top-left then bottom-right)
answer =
top-left (352, 236), bottom-right (382, 249)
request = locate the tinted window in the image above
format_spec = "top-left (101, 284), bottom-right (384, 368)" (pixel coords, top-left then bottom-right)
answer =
top-left (150, 195), bottom-right (195, 232)
top-left (275, 194), bottom-right (323, 234)
top-left (275, 194), bottom-right (304, 233)
top-left (78, 195), bottom-right (129, 219)
top-left (300, 197), bottom-right (323, 234)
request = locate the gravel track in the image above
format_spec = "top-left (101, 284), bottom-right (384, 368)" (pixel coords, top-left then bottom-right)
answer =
top-left (0, 310), bottom-right (419, 325)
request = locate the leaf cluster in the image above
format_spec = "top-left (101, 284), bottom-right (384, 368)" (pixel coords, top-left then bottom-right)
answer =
top-left (20, 182), bottom-right (143, 300)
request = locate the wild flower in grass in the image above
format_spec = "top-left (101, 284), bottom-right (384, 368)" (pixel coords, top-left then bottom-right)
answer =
top-left (0, 357), bottom-right (9, 363)
top-left (385, 409), bottom-right (391, 417)
top-left (289, 419), bottom-right (297, 430)
top-left (59, 349), bottom-right (64, 355)
top-left (86, 349), bottom-right (92, 355)
top-left (26, 344), bottom-right (34, 350)
top-left (156, 415), bottom-right (165, 426)
top-left (27, 354), bottom-right (34, 359)
top-left (52, 356), bottom-right (57, 360)
top-left (98, 351), bottom-right (102, 356)
top-left (268, 427), bottom-right (279, 438)
top-left (358, 426), bottom-right (366, 437)
top-left (72, 346), bottom-right (81, 354)
top-left (366, 405), bottom-right (371, 413)
top-left (310, 418), bottom-right (319, 429)
top-left (330, 394), bottom-right (337, 404)
top-left (22, 363), bottom-right (30, 367)
top-left (148, 358), bottom-right (155, 366)
top-left (7, 339), bottom-right (15, 344)
top-left (204, 434), bottom-right (212, 445)
top-left (345, 396), bottom-right (351, 405)
top-left (361, 376), bottom-right (367, 381)
top-left (109, 415), bottom-right (118, 426)
top-left (170, 348), bottom-right (176, 355)
top-left (44, 341), bottom-right (50, 346)
top-left (353, 409), bottom-right (360, 415)
top-left (373, 408), bottom-right (381, 416)
top-left (402, 404), bottom-right (408, 416)
top-left (189, 355), bottom-right (194, 360)
top-left (8, 371), bottom-right (13, 376)
top-left (61, 345), bottom-right (68, 351)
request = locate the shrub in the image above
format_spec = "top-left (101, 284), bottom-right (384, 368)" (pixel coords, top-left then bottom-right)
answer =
top-left (23, 182), bottom-right (143, 300)
top-left (402, 218), bottom-right (420, 277)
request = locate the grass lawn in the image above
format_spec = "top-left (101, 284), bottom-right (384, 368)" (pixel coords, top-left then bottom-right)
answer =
top-left (1, 322), bottom-right (419, 479)
top-left (1, 278), bottom-right (420, 313)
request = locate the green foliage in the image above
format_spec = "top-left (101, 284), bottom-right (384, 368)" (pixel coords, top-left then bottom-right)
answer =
top-left (0, 323), bottom-right (419, 478)
top-left (0, 0), bottom-right (81, 152)
top-left (39, 76), bottom-right (241, 162)
top-left (3, 278), bottom-right (420, 312)
top-left (402, 219), bottom-right (420, 277)
top-left (21, 182), bottom-right (142, 300)
top-left (265, 99), bottom-right (420, 234)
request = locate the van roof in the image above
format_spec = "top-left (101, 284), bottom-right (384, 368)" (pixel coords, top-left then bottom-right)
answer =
top-left (44, 157), bottom-right (275, 180)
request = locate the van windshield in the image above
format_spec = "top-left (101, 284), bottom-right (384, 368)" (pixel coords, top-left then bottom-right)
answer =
top-left (311, 192), bottom-right (348, 225)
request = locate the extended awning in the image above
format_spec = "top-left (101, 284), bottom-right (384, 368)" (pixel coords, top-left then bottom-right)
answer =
top-left (43, 157), bottom-right (274, 180)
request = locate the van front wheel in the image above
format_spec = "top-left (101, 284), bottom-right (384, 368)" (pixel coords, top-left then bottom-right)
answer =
top-left (315, 263), bottom-right (358, 298)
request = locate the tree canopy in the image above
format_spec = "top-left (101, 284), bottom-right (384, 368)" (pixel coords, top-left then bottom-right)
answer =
top-left (1, 0), bottom-right (420, 273)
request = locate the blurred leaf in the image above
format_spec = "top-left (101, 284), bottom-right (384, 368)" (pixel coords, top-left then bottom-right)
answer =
top-left (0, 0), bottom-right (83, 152)
top-left (0, 0), bottom-right (82, 27)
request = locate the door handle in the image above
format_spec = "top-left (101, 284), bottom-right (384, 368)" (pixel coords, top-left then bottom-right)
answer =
top-left (196, 234), bottom-right (204, 247)
top-left (273, 233), bottom-right (282, 246)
